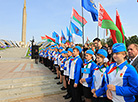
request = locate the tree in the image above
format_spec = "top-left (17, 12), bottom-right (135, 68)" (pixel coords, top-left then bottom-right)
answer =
top-left (125, 35), bottom-right (138, 47)
top-left (106, 38), bottom-right (113, 46)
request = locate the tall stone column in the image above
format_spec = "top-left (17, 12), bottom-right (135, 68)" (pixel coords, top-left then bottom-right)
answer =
top-left (21, 0), bottom-right (27, 47)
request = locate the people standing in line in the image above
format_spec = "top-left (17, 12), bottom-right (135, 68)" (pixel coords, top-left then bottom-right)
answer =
top-left (53, 47), bottom-right (59, 75)
top-left (63, 48), bottom-right (73, 99)
top-left (57, 51), bottom-right (67, 85)
top-left (61, 51), bottom-right (68, 90)
top-left (54, 47), bottom-right (63, 79)
top-left (80, 50), bottom-right (97, 102)
top-left (106, 43), bottom-right (138, 102)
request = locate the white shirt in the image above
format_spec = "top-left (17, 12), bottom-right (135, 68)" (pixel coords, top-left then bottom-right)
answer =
top-left (130, 54), bottom-right (138, 65)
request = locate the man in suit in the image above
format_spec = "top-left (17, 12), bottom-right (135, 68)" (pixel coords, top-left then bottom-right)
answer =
top-left (127, 43), bottom-right (138, 102)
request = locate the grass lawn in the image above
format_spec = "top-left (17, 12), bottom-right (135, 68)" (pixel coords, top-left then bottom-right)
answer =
top-left (0, 47), bottom-right (9, 50)
top-left (26, 47), bottom-right (31, 57)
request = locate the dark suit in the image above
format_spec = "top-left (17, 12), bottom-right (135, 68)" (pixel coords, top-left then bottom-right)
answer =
top-left (131, 56), bottom-right (138, 102)
top-left (131, 56), bottom-right (138, 73)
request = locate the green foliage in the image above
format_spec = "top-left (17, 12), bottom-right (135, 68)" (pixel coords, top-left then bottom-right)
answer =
top-left (26, 47), bottom-right (30, 57)
top-left (101, 39), bottom-right (106, 46)
top-left (106, 38), bottom-right (113, 46)
top-left (85, 35), bottom-right (137, 47)
top-left (125, 35), bottom-right (138, 47)
top-left (0, 47), bottom-right (9, 50)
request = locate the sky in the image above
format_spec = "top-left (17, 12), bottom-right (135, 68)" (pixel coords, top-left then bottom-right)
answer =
top-left (0, 0), bottom-right (138, 44)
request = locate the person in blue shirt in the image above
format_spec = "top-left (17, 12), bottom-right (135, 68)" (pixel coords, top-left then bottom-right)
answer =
top-left (68, 46), bottom-right (83, 102)
top-left (91, 49), bottom-right (111, 102)
top-left (63, 48), bottom-right (73, 99)
top-left (54, 47), bottom-right (63, 79)
top-left (79, 50), bottom-right (97, 102)
top-left (57, 50), bottom-right (67, 85)
top-left (106, 43), bottom-right (138, 102)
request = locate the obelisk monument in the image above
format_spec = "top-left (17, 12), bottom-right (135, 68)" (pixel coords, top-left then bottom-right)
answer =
top-left (21, 0), bottom-right (27, 47)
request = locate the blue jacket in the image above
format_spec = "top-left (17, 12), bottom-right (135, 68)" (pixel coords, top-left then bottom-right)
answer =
top-left (106, 60), bottom-right (138, 102)
top-left (91, 64), bottom-right (109, 97)
top-left (81, 60), bottom-right (97, 87)
top-left (69, 55), bottom-right (83, 84)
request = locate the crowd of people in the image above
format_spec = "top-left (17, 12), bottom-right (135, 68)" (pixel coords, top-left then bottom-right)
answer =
top-left (38, 38), bottom-right (138, 102)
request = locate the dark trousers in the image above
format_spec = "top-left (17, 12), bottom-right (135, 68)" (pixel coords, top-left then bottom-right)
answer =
top-left (135, 95), bottom-right (138, 102)
top-left (50, 60), bottom-right (54, 69)
top-left (92, 97), bottom-right (112, 102)
top-left (39, 57), bottom-right (42, 62)
top-left (70, 79), bottom-right (82, 102)
top-left (43, 58), bottom-right (46, 66)
top-left (47, 59), bottom-right (51, 67)
top-left (65, 76), bottom-right (71, 96)
top-left (43, 57), bottom-right (49, 67)
top-left (35, 58), bottom-right (38, 64)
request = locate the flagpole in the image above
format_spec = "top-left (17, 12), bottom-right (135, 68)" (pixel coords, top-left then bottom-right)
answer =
top-left (82, 0), bottom-right (85, 62)
top-left (69, 18), bottom-right (73, 43)
top-left (82, 2), bottom-right (84, 46)
top-left (104, 29), bottom-right (106, 42)
top-left (97, 25), bottom-right (99, 38)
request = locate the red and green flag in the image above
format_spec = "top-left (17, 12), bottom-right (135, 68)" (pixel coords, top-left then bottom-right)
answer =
top-left (45, 35), bottom-right (55, 42)
top-left (41, 36), bottom-right (46, 40)
top-left (116, 9), bottom-right (125, 43)
top-left (98, 3), bottom-right (122, 43)
top-left (71, 8), bottom-right (87, 27)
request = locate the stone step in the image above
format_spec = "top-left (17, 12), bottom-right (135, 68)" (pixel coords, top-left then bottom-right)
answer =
top-left (0, 79), bottom-right (59, 90)
top-left (0, 87), bottom-right (65, 102)
top-left (0, 82), bottom-right (63, 99)
top-left (0, 75), bottom-right (56, 85)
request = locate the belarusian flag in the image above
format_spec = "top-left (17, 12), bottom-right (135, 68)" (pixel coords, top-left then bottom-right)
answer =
top-left (45, 35), bottom-right (55, 42)
top-left (71, 8), bottom-right (87, 27)
top-left (41, 36), bottom-right (46, 40)
top-left (98, 3), bottom-right (122, 43)
top-left (116, 9), bottom-right (125, 43)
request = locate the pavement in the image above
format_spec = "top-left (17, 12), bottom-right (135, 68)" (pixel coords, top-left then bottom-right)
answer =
top-left (0, 47), bottom-right (70, 102)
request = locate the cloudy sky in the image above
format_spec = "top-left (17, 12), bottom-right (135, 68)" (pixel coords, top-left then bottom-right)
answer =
top-left (0, 0), bottom-right (138, 44)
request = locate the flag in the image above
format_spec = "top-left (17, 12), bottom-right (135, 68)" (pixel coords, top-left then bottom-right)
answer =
top-left (116, 9), bottom-right (125, 43)
top-left (71, 8), bottom-right (87, 26)
top-left (86, 36), bottom-right (90, 43)
top-left (87, 36), bottom-right (89, 42)
top-left (66, 27), bottom-right (72, 42)
top-left (82, 0), bottom-right (98, 21)
top-left (41, 36), bottom-right (46, 40)
top-left (71, 22), bottom-right (82, 37)
top-left (98, 3), bottom-right (122, 43)
top-left (52, 31), bottom-right (59, 44)
top-left (61, 30), bottom-right (67, 44)
top-left (45, 35), bottom-right (55, 42)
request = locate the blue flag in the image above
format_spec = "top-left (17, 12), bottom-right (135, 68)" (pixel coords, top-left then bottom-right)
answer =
top-left (66, 27), bottom-right (72, 42)
top-left (61, 30), bottom-right (67, 44)
top-left (81, 68), bottom-right (90, 74)
top-left (82, 0), bottom-right (98, 21)
top-left (52, 31), bottom-right (59, 44)
top-left (71, 22), bottom-right (82, 37)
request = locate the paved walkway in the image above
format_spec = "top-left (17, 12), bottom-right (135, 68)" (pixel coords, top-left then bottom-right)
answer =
top-left (0, 61), bottom-right (52, 79)
top-left (18, 93), bottom-right (70, 102)
top-left (0, 48), bottom-right (70, 102)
